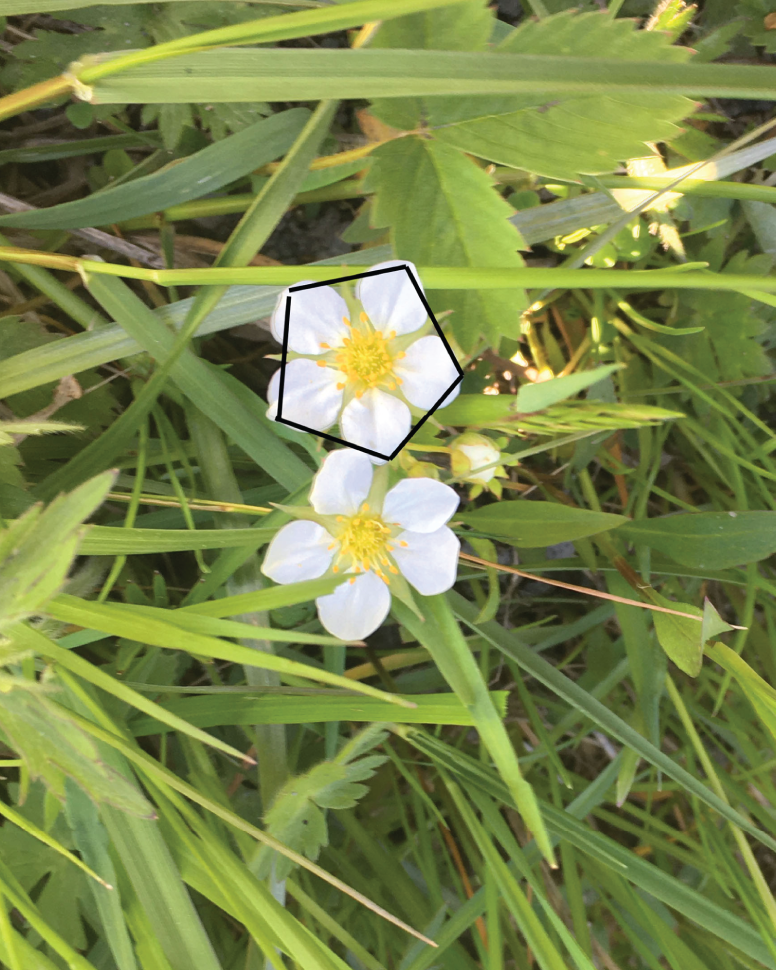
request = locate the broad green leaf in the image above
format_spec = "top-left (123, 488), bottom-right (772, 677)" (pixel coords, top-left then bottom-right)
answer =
top-left (85, 48), bottom-right (776, 106)
top-left (620, 511), bottom-right (776, 569)
top-left (0, 110), bottom-right (308, 231)
top-left (130, 691), bottom-right (507, 736)
top-left (458, 500), bottom-right (626, 546)
top-left (367, 136), bottom-right (526, 348)
top-left (652, 593), bottom-right (704, 677)
top-left (515, 365), bottom-right (624, 414)
top-left (101, 803), bottom-right (226, 970)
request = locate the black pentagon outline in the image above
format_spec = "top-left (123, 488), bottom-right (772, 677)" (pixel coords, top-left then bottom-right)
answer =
top-left (275, 264), bottom-right (464, 462)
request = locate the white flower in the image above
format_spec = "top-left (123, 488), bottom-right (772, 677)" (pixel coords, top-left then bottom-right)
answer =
top-left (261, 449), bottom-right (461, 640)
top-left (266, 260), bottom-right (461, 458)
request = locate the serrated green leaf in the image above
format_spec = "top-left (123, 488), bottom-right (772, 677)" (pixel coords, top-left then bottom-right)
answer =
top-left (427, 10), bottom-right (695, 179)
top-left (369, 0), bottom-right (496, 130)
top-left (367, 136), bottom-right (526, 349)
top-left (458, 500), bottom-right (626, 546)
top-left (0, 681), bottom-right (155, 816)
top-left (0, 784), bottom-right (91, 950)
top-left (257, 728), bottom-right (387, 879)
top-left (0, 471), bottom-right (114, 631)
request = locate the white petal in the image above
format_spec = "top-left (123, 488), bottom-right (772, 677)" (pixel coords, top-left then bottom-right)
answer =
top-left (271, 283), bottom-right (350, 354)
top-left (270, 282), bottom-right (312, 343)
top-left (391, 526), bottom-right (460, 595)
top-left (393, 336), bottom-right (460, 410)
top-left (310, 449), bottom-right (374, 516)
top-left (273, 359), bottom-right (343, 432)
top-left (382, 478), bottom-right (459, 533)
top-left (438, 380), bottom-right (461, 409)
top-left (340, 388), bottom-right (411, 458)
top-left (356, 260), bottom-right (427, 337)
top-left (261, 520), bottom-right (334, 584)
top-left (316, 570), bottom-right (391, 640)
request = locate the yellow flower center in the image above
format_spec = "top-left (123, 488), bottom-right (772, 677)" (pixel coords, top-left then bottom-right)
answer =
top-left (329, 502), bottom-right (405, 585)
top-left (317, 314), bottom-right (405, 398)
top-left (338, 326), bottom-right (392, 387)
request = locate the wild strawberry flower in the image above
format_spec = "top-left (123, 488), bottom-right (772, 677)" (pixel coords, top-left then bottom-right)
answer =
top-left (261, 449), bottom-right (461, 640)
top-left (266, 260), bottom-right (460, 459)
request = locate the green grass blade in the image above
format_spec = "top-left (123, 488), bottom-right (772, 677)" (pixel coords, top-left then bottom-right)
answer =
top-left (392, 594), bottom-right (555, 866)
top-left (447, 590), bottom-right (776, 856)
top-left (0, 246), bottom-right (392, 400)
top-left (0, 110), bottom-right (309, 231)
top-left (85, 49), bottom-right (776, 104)
top-left (130, 691), bottom-right (507, 735)
top-left (12, 624), bottom-right (254, 764)
top-left (45, 593), bottom-right (417, 707)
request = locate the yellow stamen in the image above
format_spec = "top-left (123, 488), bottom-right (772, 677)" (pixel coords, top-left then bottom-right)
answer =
top-left (389, 565), bottom-right (399, 574)
top-left (349, 577), bottom-right (356, 585)
top-left (329, 507), bottom-right (397, 580)
top-left (333, 565), bottom-right (339, 573)
top-left (360, 311), bottom-right (369, 325)
top-left (399, 540), bottom-right (409, 547)
top-left (317, 360), bottom-right (328, 368)
top-left (320, 342), bottom-right (330, 349)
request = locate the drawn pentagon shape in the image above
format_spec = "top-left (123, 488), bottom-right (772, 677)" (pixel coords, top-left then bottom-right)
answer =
top-left (272, 263), bottom-right (463, 461)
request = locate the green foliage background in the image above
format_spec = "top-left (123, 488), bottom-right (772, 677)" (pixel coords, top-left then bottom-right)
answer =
top-left (2, 0), bottom-right (776, 968)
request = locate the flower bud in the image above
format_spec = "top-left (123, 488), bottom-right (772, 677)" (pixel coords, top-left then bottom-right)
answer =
top-left (450, 433), bottom-right (502, 485)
